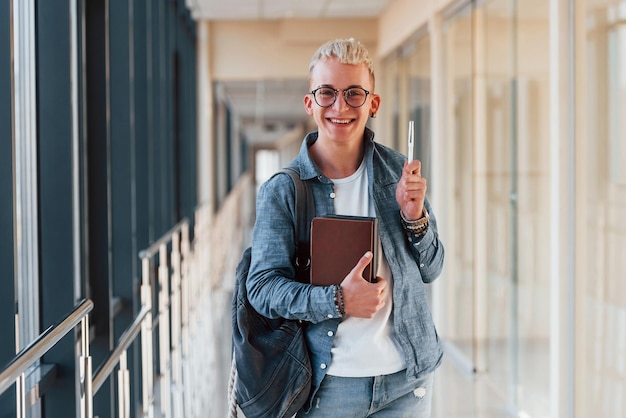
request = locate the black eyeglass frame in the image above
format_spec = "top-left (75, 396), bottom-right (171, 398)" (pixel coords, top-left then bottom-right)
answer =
top-left (309, 86), bottom-right (371, 108)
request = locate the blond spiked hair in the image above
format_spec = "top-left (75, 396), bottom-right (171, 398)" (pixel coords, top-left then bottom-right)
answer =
top-left (308, 38), bottom-right (375, 89)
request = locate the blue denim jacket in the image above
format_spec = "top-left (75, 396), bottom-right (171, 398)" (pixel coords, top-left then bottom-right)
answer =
top-left (247, 128), bottom-right (444, 409)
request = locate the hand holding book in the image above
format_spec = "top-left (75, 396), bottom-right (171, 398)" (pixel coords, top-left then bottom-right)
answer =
top-left (310, 215), bottom-right (388, 319)
top-left (340, 251), bottom-right (388, 319)
top-left (310, 215), bottom-right (378, 285)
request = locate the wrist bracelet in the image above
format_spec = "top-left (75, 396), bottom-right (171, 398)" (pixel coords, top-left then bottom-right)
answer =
top-left (400, 209), bottom-right (429, 235)
top-left (334, 285), bottom-right (346, 318)
top-left (400, 208), bottom-right (429, 224)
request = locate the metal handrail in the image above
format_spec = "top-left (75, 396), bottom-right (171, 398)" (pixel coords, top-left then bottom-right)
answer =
top-left (0, 299), bottom-right (93, 394)
top-left (138, 218), bottom-right (189, 259)
top-left (0, 218), bottom-right (192, 417)
top-left (92, 305), bottom-right (151, 393)
top-left (135, 218), bottom-right (190, 418)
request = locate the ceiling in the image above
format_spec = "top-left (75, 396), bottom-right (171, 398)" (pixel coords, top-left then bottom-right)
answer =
top-left (187, 0), bottom-right (393, 143)
top-left (187, 0), bottom-right (393, 20)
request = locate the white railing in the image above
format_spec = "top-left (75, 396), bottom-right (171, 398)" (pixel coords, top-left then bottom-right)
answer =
top-left (184, 172), bottom-right (255, 417)
top-left (136, 218), bottom-right (191, 418)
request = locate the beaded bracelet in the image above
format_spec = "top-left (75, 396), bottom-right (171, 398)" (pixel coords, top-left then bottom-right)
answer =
top-left (399, 209), bottom-right (429, 236)
top-left (334, 285), bottom-right (346, 318)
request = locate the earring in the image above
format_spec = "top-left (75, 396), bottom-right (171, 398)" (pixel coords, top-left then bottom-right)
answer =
top-left (370, 113), bottom-right (376, 118)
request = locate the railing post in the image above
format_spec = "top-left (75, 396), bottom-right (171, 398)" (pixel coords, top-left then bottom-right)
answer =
top-left (15, 315), bottom-right (25, 418)
top-left (79, 314), bottom-right (93, 418)
top-left (171, 231), bottom-right (184, 417)
top-left (141, 257), bottom-right (154, 418)
top-left (118, 350), bottom-right (130, 418)
top-left (181, 222), bottom-right (190, 360)
top-left (15, 373), bottom-right (25, 418)
top-left (158, 243), bottom-right (171, 418)
top-left (180, 222), bottom-right (192, 417)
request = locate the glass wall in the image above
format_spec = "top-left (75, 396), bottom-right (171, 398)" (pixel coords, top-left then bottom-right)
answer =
top-left (482, 0), bottom-right (518, 408)
top-left (379, 0), bottom-right (626, 415)
top-left (582, 0), bottom-right (626, 416)
top-left (484, 0), bottom-right (553, 416)
top-left (441, 1), bottom-right (476, 367)
top-left (436, 1), bottom-right (555, 414)
top-left (511, 1), bottom-right (552, 416)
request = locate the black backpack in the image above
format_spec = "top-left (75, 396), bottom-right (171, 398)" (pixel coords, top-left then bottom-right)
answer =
top-left (229, 167), bottom-right (315, 418)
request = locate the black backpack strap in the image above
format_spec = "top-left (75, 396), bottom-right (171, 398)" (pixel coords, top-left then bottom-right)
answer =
top-left (279, 167), bottom-right (314, 283)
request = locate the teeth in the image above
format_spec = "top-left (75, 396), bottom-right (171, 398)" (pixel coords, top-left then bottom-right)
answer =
top-left (330, 119), bottom-right (350, 124)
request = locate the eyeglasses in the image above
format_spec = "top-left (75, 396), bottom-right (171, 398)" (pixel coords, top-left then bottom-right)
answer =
top-left (309, 86), bottom-right (370, 108)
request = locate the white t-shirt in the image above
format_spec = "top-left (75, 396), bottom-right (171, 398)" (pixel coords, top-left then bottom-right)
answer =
top-left (325, 159), bottom-right (406, 377)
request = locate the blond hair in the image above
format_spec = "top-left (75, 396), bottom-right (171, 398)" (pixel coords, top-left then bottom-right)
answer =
top-left (308, 38), bottom-right (375, 89)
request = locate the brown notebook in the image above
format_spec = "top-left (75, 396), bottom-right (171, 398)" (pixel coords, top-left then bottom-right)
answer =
top-left (309, 215), bottom-right (378, 286)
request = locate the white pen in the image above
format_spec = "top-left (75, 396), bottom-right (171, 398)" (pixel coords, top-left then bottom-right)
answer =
top-left (407, 120), bottom-right (414, 163)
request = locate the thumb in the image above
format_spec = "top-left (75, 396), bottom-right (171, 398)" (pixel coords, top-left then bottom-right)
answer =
top-left (350, 251), bottom-right (373, 278)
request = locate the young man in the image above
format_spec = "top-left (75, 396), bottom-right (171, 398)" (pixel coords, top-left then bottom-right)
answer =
top-left (247, 38), bottom-right (445, 417)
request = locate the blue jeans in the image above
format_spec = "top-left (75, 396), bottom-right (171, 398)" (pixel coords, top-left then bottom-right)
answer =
top-left (296, 370), bottom-right (434, 418)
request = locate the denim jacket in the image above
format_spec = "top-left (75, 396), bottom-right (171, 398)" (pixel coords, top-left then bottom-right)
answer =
top-left (247, 128), bottom-right (444, 409)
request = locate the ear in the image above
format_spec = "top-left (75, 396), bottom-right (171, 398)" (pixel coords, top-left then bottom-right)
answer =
top-left (369, 94), bottom-right (381, 116)
top-left (303, 94), bottom-right (314, 116)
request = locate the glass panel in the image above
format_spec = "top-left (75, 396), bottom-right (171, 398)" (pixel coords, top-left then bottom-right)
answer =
top-left (442, 3), bottom-right (475, 364)
top-left (583, 1), bottom-right (626, 416)
top-left (480, 0), bottom-right (552, 415)
top-left (407, 35), bottom-right (432, 184)
top-left (512, 0), bottom-right (552, 415)
top-left (482, 0), bottom-right (516, 407)
top-left (384, 54), bottom-right (401, 151)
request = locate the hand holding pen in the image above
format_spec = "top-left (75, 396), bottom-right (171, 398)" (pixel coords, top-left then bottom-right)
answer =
top-left (396, 120), bottom-right (427, 220)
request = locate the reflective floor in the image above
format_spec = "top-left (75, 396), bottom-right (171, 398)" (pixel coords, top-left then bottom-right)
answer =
top-left (432, 356), bottom-right (512, 418)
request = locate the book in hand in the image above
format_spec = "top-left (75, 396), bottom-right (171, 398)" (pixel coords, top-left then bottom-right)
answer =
top-left (309, 215), bottom-right (378, 286)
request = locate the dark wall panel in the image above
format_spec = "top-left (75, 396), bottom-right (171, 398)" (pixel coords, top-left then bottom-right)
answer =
top-left (131, 1), bottom-right (150, 408)
top-left (177, 24), bottom-right (198, 222)
top-left (108, 0), bottom-right (140, 413)
top-left (109, 0), bottom-right (133, 327)
top-left (0, 0), bottom-right (16, 415)
top-left (36, 0), bottom-right (77, 416)
top-left (133, 0), bottom-right (150, 251)
top-left (84, 0), bottom-right (111, 343)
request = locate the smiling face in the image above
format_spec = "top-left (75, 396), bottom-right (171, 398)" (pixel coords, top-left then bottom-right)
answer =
top-left (304, 58), bottom-right (380, 147)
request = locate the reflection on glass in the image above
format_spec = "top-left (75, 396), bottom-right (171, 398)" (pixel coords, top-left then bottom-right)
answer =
top-left (382, 55), bottom-right (400, 151)
top-left (483, 0), bottom-right (517, 410)
top-left (444, 0), bottom-right (553, 415)
top-left (443, 3), bottom-right (475, 364)
top-left (512, 0), bottom-right (552, 416)
top-left (584, 1), bottom-right (626, 416)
